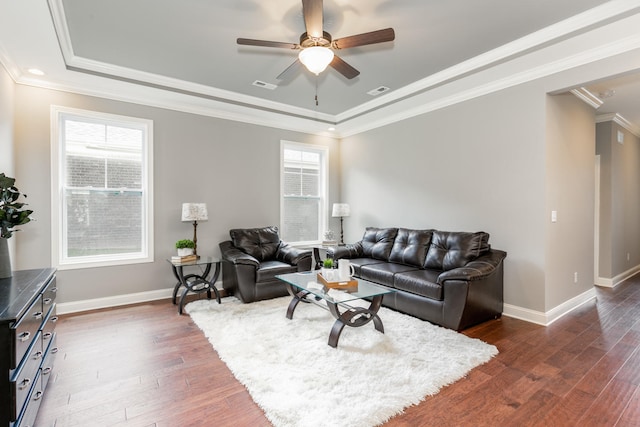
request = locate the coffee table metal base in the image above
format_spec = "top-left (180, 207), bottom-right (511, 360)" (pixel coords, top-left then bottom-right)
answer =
top-left (284, 283), bottom-right (385, 348)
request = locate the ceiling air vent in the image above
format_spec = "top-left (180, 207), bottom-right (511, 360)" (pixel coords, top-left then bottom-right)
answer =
top-left (367, 86), bottom-right (390, 96)
top-left (252, 80), bottom-right (277, 90)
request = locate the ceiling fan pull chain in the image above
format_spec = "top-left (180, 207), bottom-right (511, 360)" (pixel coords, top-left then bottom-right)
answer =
top-left (315, 77), bottom-right (319, 106)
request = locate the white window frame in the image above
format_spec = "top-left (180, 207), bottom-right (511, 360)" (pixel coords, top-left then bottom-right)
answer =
top-left (50, 105), bottom-right (154, 270)
top-left (280, 140), bottom-right (329, 246)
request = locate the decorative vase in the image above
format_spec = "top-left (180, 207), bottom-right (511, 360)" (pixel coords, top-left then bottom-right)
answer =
top-left (177, 248), bottom-right (194, 257)
top-left (0, 238), bottom-right (11, 279)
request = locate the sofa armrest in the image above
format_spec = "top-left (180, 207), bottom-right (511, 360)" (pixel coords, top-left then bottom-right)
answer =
top-left (437, 250), bottom-right (507, 284)
top-left (219, 240), bottom-right (260, 268)
top-left (276, 244), bottom-right (312, 266)
top-left (327, 243), bottom-right (363, 260)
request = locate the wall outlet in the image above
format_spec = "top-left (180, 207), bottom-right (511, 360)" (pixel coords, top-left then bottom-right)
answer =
top-left (574, 272), bottom-right (578, 283)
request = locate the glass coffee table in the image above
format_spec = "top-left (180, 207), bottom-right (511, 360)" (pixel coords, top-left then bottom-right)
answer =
top-left (276, 271), bottom-right (395, 348)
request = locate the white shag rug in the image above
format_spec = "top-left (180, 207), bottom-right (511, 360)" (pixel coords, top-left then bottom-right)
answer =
top-left (186, 296), bottom-right (497, 427)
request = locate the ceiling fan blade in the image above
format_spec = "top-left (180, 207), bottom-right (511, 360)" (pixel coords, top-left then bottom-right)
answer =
top-left (237, 38), bottom-right (299, 49)
top-left (302, 0), bottom-right (323, 38)
top-left (276, 60), bottom-right (302, 81)
top-left (330, 55), bottom-right (360, 80)
top-left (333, 28), bottom-right (395, 49)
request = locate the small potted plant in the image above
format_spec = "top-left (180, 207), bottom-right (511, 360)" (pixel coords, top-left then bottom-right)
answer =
top-left (175, 239), bottom-right (195, 256)
top-left (321, 258), bottom-right (336, 281)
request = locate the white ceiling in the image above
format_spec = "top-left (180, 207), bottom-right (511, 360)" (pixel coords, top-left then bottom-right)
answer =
top-left (1, 0), bottom-right (640, 136)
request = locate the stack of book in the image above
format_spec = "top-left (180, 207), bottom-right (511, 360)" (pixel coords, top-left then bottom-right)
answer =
top-left (321, 240), bottom-right (338, 247)
top-left (171, 254), bottom-right (197, 263)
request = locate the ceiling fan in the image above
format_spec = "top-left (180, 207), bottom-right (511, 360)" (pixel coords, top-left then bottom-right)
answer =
top-left (237, 0), bottom-right (395, 80)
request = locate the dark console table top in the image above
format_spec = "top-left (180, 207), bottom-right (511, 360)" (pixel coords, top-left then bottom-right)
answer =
top-left (0, 268), bottom-right (56, 323)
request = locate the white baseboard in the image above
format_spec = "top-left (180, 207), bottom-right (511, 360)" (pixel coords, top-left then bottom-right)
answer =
top-left (57, 287), bottom-right (175, 315)
top-left (503, 287), bottom-right (597, 326)
top-left (57, 281), bottom-right (223, 315)
top-left (595, 264), bottom-right (640, 288)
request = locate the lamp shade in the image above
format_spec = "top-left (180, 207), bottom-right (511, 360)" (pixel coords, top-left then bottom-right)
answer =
top-left (298, 46), bottom-right (334, 75)
top-left (332, 203), bottom-right (350, 218)
top-left (181, 203), bottom-right (208, 222)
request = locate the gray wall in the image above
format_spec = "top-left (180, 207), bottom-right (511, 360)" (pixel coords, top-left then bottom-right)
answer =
top-left (596, 121), bottom-right (640, 280)
top-left (12, 85), bottom-right (340, 304)
top-left (544, 93), bottom-right (595, 309)
top-left (341, 81), bottom-right (548, 312)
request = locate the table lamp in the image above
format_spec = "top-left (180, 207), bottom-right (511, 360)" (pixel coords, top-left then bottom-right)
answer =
top-left (181, 203), bottom-right (208, 257)
top-left (332, 203), bottom-right (350, 245)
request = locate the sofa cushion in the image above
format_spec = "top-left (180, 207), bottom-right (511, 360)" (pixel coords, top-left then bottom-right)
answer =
top-left (255, 260), bottom-right (298, 282)
top-left (389, 228), bottom-right (433, 267)
top-left (394, 269), bottom-right (443, 300)
top-left (360, 263), bottom-right (420, 287)
top-left (424, 231), bottom-right (490, 271)
top-left (360, 227), bottom-right (398, 261)
top-left (347, 258), bottom-right (386, 276)
top-left (230, 226), bottom-right (281, 262)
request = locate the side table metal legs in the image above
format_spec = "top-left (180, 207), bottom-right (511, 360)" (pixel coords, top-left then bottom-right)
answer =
top-left (171, 261), bottom-right (221, 314)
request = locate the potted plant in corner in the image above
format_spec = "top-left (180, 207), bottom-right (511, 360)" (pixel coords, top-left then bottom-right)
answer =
top-left (0, 173), bottom-right (34, 279)
top-left (175, 239), bottom-right (195, 257)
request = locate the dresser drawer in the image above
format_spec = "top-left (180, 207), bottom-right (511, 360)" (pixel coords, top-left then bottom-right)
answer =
top-left (41, 332), bottom-right (58, 391)
top-left (10, 297), bottom-right (44, 370)
top-left (13, 369), bottom-right (43, 427)
top-left (10, 331), bottom-right (43, 422)
top-left (42, 276), bottom-right (57, 309)
top-left (42, 303), bottom-right (57, 345)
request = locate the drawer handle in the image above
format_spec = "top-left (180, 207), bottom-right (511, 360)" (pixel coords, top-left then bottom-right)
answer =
top-left (44, 298), bottom-right (53, 305)
top-left (33, 311), bottom-right (43, 320)
top-left (51, 316), bottom-right (59, 323)
top-left (18, 331), bottom-right (30, 342)
top-left (52, 347), bottom-right (59, 354)
top-left (33, 390), bottom-right (43, 401)
top-left (19, 378), bottom-right (31, 390)
top-left (33, 351), bottom-right (43, 360)
top-left (51, 287), bottom-right (58, 293)
top-left (43, 332), bottom-right (52, 340)
top-left (43, 367), bottom-right (52, 375)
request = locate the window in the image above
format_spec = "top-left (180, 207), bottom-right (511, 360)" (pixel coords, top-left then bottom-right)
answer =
top-left (280, 141), bottom-right (328, 244)
top-left (51, 106), bottom-right (153, 269)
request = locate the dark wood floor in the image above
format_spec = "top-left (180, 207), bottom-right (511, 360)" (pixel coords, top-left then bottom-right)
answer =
top-left (36, 277), bottom-right (640, 427)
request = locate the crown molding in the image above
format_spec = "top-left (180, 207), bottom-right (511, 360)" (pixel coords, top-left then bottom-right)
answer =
top-left (596, 112), bottom-right (640, 137)
top-left (570, 87), bottom-right (604, 109)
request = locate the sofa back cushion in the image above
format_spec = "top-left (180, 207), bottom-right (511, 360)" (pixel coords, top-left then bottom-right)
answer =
top-left (230, 226), bottom-right (281, 262)
top-left (424, 231), bottom-right (490, 271)
top-left (389, 228), bottom-right (434, 267)
top-left (361, 227), bottom-right (398, 261)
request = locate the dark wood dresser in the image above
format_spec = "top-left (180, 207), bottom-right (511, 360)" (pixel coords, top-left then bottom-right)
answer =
top-left (0, 269), bottom-right (58, 427)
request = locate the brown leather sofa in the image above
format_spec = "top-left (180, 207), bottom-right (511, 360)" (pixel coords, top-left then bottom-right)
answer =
top-left (219, 226), bottom-right (312, 303)
top-left (328, 227), bottom-right (506, 330)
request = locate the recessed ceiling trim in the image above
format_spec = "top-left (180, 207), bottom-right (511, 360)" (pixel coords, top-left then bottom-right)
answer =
top-left (337, 27), bottom-right (640, 138)
top-left (335, 0), bottom-right (640, 123)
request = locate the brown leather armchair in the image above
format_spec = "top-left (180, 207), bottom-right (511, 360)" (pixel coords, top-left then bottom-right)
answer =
top-left (219, 226), bottom-right (312, 303)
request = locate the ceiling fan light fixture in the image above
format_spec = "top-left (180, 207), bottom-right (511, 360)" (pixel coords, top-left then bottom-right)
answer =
top-left (298, 46), bottom-right (334, 75)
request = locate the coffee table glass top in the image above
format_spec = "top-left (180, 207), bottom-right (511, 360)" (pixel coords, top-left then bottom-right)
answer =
top-left (276, 271), bottom-right (394, 304)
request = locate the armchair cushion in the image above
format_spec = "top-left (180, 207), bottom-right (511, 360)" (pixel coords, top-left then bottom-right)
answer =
top-left (230, 226), bottom-right (281, 262)
top-left (424, 231), bottom-right (490, 271)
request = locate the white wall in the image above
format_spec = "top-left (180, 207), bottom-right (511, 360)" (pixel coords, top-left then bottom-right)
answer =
top-left (0, 65), bottom-right (13, 174)
top-left (341, 81), bottom-right (548, 312)
top-left (544, 93), bottom-right (595, 310)
top-left (596, 121), bottom-right (640, 283)
top-left (12, 85), bottom-right (340, 304)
